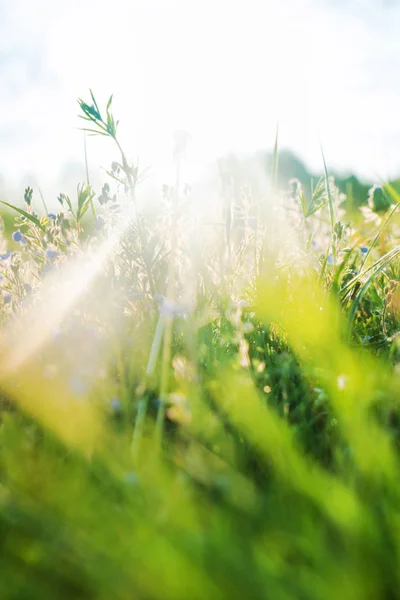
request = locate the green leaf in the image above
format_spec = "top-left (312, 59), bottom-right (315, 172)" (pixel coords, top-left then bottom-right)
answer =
top-left (60, 194), bottom-right (75, 218)
top-left (77, 184), bottom-right (95, 221)
top-left (300, 192), bottom-right (307, 218)
top-left (79, 128), bottom-right (109, 137)
top-left (360, 190), bottom-right (400, 269)
top-left (346, 246), bottom-right (400, 339)
top-left (24, 186), bottom-right (33, 207)
top-left (104, 170), bottom-right (126, 185)
top-left (89, 89), bottom-right (101, 119)
top-left (106, 113), bottom-right (116, 137)
top-left (78, 95), bottom-right (102, 123)
top-left (341, 245), bottom-right (400, 302)
top-left (0, 200), bottom-right (46, 231)
top-left (77, 184), bottom-right (91, 210)
top-left (78, 201), bottom-right (91, 221)
top-left (320, 145), bottom-right (335, 232)
top-left (306, 198), bottom-right (328, 218)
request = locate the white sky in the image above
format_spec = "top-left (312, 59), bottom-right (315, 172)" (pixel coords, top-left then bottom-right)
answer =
top-left (1, 0), bottom-right (400, 199)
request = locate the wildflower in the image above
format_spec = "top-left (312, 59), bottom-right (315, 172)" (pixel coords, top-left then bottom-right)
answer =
top-left (109, 397), bottom-right (122, 415)
top-left (360, 246), bottom-right (368, 254)
top-left (362, 335), bottom-right (371, 344)
top-left (12, 230), bottom-right (26, 245)
top-left (3, 293), bottom-right (12, 304)
top-left (153, 397), bottom-right (162, 409)
top-left (0, 250), bottom-right (10, 260)
top-left (45, 248), bottom-right (58, 261)
top-left (48, 213), bottom-right (57, 220)
top-left (124, 472), bottom-right (139, 486)
top-left (327, 254), bottom-right (334, 265)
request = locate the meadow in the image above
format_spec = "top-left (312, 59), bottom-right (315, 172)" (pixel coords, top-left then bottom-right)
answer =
top-left (0, 91), bottom-right (399, 599)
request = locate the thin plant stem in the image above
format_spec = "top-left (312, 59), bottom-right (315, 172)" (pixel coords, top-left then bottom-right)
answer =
top-left (38, 187), bottom-right (49, 216)
top-left (83, 132), bottom-right (96, 218)
top-left (131, 315), bottom-right (165, 456)
top-left (320, 145), bottom-right (336, 264)
top-left (155, 145), bottom-right (182, 449)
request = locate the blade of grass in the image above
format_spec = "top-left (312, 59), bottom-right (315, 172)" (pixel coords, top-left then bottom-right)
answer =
top-left (0, 200), bottom-right (46, 232)
top-left (346, 246), bottom-right (400, 339)
top-left (360, 188), bottom-right (400, 269)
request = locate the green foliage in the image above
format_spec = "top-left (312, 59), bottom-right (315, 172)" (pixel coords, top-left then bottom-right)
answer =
top-left (0, 199), bottom-right (46, 231)
top-left (0, 91), bottom-right (399, 599)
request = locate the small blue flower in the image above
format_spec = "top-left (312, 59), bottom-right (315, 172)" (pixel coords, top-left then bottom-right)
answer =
top-left (110, 397), bottom-right (122, 414)
top-left (153, 397), bottom-right (162, 409)
top-left (327, 254), bottom-right (334, 265)
top-left (45, 248), bottom-right (58, 261)
top-left (124, 472), bottom-right (139, 486)
top-left (48, 213), bottom-right (57, 220)
top-left (360, 246), bottom-right (368, 254)
top-left (3, 294), bottom-right (12, 304)
top-left (12, 230), bottom-right (26, 245)
top-left (362, 335), bottom-right (371, 344)
top-left (0, 250), bottom-right (10, 261)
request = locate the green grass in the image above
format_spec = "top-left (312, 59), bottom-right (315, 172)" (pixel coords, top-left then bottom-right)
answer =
top-left (0, 92), bottom-right (399, 599)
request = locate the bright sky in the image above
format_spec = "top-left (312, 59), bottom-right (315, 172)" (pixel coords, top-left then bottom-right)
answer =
top-left (1, 0), bottom-right (400, 199)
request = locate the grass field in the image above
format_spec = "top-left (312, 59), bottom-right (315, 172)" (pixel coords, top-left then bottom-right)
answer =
top-left (0, 92), bottom-right (400, 599)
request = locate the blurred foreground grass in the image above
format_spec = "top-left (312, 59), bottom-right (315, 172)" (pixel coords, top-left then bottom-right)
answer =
top-left (0, 93), bottom-right (399, 599)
